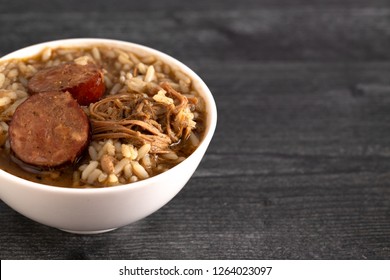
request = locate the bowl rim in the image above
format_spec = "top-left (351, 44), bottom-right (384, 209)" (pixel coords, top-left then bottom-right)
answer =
top-left (0, 38), bottom-right (217, 194)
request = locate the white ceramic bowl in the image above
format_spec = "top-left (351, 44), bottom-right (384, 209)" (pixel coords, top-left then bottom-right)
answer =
top-left (0, 38), bottom-right (217, 234)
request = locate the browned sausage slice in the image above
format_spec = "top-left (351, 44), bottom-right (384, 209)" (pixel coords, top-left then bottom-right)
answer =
top-left (9, 91), bottom-right (90, 169)
top-left (27, 62), bottom-right (105, 106)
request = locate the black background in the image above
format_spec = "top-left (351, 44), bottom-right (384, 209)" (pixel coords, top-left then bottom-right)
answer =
top-left (1, 0), bottom-right (390, 259)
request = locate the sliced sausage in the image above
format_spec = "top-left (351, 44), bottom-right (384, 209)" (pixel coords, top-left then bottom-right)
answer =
top-left (9, 91), bottom-right (90, 169)
top-left (27, 62), bottom-right (105, 105)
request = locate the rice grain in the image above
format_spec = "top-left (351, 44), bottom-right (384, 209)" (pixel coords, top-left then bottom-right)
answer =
top-left (137, 63), bottom-right (147, 74)
top-left (118, 54), bottom-right (133, 66)
top-left (0, 73), bottom-right (5, 88)
top-left (98, 172), bottom-right (108, 182)
top-left (141, 154), bottom-right (151, 168)
top-left (175, 71), bottom-right (191, 84)
top-left (91, 47), bottom-right (101, 61)
top-left (0, 121), bottom-right (9, 131)
top-left (137, 143), bottom-right (151, 160)
top-left (129, 53), bottom-right (140, 64)
top-left (108, 173), bottom-right (119, 184)
top-left (114, 158), bottom-right (130, 174)
top-left (7, 69), bottom-right (18, 79)
top-left (110, 83), bottom-right (121, 94)
top-left (144, 65), bottom-right (155, 82)
top-left (123, 163), bottom-right (132, 178)
top-left (131, 161), bottom-right (149, 179)
top-left (88, 146), bottom-right (98, 160)
top-left (81, 161), bottom-right (99, 180)
top-left (130, 175), bottom-right (138, 182)
top-left (41, 48), bottom-right (52, 61)
top-left (87, 169), bottom-right (102, 184)
top-left (189, 132), bottom-right (200, 147)
top-left (162, 152), bottom-right (179, 160)
top-left (0, 96), bottom-right (11, 107)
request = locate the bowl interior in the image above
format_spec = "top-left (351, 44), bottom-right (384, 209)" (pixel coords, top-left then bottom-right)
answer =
top-left (0, 38), bottom-right (217, 193)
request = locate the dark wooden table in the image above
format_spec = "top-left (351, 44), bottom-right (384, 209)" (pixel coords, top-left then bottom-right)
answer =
top-left (1, 0), bottom-right (390, 259)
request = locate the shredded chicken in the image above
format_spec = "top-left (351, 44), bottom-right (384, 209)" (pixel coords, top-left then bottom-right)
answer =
top-left (89, 82), bottom-right (197, 153)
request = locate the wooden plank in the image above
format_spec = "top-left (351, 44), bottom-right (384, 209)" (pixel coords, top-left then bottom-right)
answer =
top-left (1, 173), bottom-right (389, 259)
top-left (1, 0), bottom-right (390, 13)
top-left (0, 7), bottom-right (390, 61)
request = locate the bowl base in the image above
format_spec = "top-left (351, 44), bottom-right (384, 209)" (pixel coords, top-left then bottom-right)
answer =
top-left (58, 228), bottom-right (117, 234)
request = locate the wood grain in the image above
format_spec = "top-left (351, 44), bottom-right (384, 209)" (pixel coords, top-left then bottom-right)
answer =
top-left (1, 0), bottom-right (390, 259)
